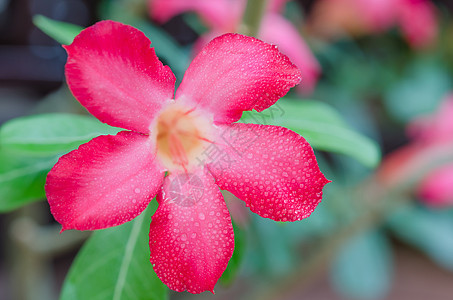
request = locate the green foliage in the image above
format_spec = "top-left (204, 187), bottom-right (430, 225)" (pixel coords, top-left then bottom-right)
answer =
top-left (61, 203), bottom-right (168, 300)
top-left (0, 113), bottom-right (122, 211)
top-left (388, 205), bottom-right (453, 270)
top-left (247, 215), bottom-right (296, 276)
top-left (240, 99), bottom-right (381, 168)
top-left (0, 114), bottom-right (121, 156)
top-left (220, 222), bottom-right (246, 285)
top-left (384, 58), bottom-right (451, 122)
top-left (330, 230), bottom-right (393, 300)
top-left (0, 149), bottom-right (57, 212)
top-left (33, 15), bottom-right (83, 45)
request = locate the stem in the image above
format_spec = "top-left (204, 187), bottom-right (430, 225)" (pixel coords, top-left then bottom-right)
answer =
top-left (240, 0), bottom-right (268, 37)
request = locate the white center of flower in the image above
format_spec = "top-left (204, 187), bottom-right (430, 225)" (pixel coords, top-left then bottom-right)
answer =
top-left (151, 102), bottom-right (214, 172)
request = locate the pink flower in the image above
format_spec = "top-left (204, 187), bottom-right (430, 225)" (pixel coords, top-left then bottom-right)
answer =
top-left (45, 21), bottom-right (329, 293)
top-left (378, 94), bottom-right (453, 207)
top-left (409, 95), bottom-right (453, 206)
top-left (417, 163), bottom-right (453, 207)
top-left (309, 0), bottom-right (437, 49)
top-left (406, 94), bottom-right (453, 144)
top-left (397, 0), bottom-right (438, 49)
top-left (149, 0), bottom-right (321, 94)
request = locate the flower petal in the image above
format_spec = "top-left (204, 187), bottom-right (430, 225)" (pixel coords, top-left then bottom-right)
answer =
top-left (397, 0), bottom-right (437, 49)
top-left (149, 169), bottom-right (234, 293)
top-left (418, 163), bottom-right (453, 207)
top-left (149, 0), bottom-right (243, 30)
top-left (64, 20), bottom-right (176, 133)
top-left (407, 94), bottom-right (453, 144)
top-left (175, 33), bottom-right (302, 124)
top-left (259, 13), bottom-right (321, 94)
top-left (267, 0), bottom-right (289, 12)
top-left (46, 131), bottom-right (165, 231)
top-left (207, 123), bottom-right (329, 221)
top-left (357, 0), bottom-right (396, 31)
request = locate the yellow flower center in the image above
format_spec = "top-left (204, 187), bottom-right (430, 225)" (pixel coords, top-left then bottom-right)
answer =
top-left (151, 102), bottom-right (213, 172)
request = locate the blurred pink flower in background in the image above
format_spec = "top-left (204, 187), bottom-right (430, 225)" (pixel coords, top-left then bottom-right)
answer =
top-left (149, 0), bottom-right (321, 94)
top-left (309, 0), bottom-right (437, 49)
top-left (378, 94), bottom-right (453, 207)
top-left (408, 96), bottom-right (453, 206)
top-left (406, 94), bottom-right (453, 144)
top-left (417, 163), bottom-right (453, 207)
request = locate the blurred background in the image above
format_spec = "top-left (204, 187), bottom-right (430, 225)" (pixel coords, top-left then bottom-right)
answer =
top-left (1, 0), bottom-right (453, 299)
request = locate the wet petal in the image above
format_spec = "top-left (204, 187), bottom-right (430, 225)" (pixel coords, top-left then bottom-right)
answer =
top-left (64, 20), bottom-right (175, 133)
top-left (149, 169), bottom-right (234, 294)
top-left (207, 123), bottom-right (329, 221)
top-left (176, 33), bottom-right (302, 124)
top-left (46, 131), bottom-right (165, 231)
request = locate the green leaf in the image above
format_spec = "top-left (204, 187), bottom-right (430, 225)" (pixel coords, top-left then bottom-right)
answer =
top-left (0, 113), bottom-right (121, 156)
top-left (61, 203), bottom-right (168, 300)
top-left (388, 205), bottom-right (453, 271)
top-left (384, 58), bottom-right (450, 123)
top-left (248, 215), bottom-right (295, 276)
top-left (33, 15), bottom-right (83, 45)
top-left (0, 149), bottom-right (57, 211)
top-left (239, 99), bottom-right (381, 168)
top-left (330, 230), bottom-right (393, 300)
top-left (220, 222), bottom-right (246, 285)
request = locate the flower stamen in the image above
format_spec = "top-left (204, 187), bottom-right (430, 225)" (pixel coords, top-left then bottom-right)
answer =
top-left (151, 102), bottom-right (214, 172)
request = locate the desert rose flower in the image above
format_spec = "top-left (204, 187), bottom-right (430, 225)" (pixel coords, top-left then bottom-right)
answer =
top-left (149, 0), bottom-right (321, 94)
top-left (409, 96), bottom-right (453, 206)
top-left (45, 20), bottom-right (329, 293)
top-left (417, 163), bottom-right (453, 207)
top-left (309, 0), bottom-right (437, 49)
top-left (378, 94), bottom-right (453, 207)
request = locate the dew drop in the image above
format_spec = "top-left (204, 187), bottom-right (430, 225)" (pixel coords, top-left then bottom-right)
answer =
top-left (134, 188), bottom-right (141, 194)
top-left (198, 213), bottom-right (206, 220)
